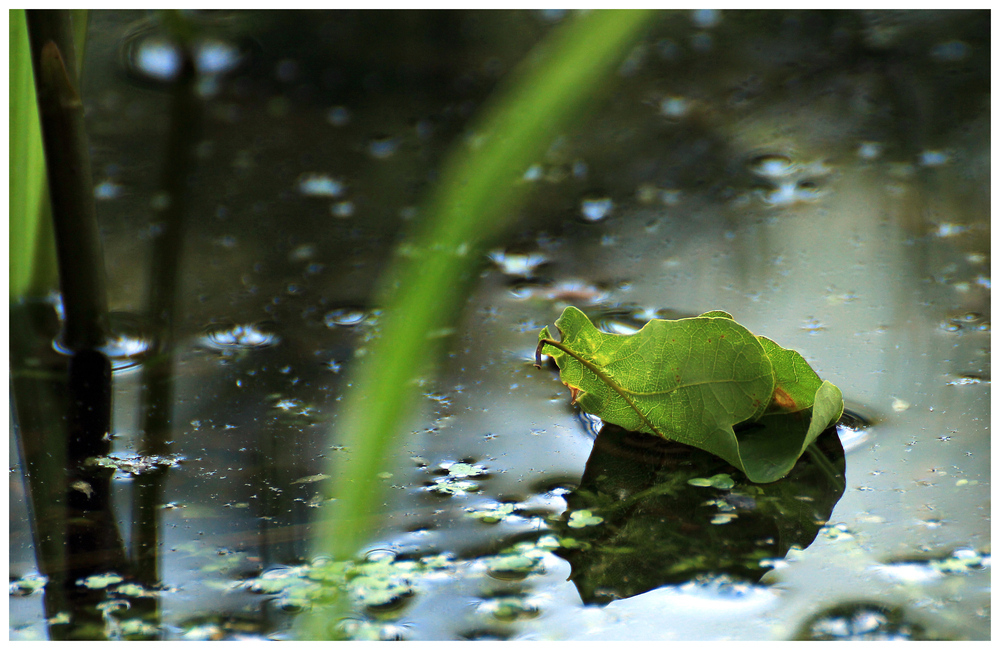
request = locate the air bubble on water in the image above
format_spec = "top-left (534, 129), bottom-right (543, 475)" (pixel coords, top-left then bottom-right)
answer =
top-left (939, 319), bottom-right (962, 332)
top-left (297, 173), bottom-right (344, 197)
top-left (331, 201), bottom-right (355, 218)
top-left (126, 33), bottom-right (244, 85)
top-left (918, 150), bottom-right (950, 167)
top-left (800, 318), bottom-right (827, 334)
top-left (133, 39), bottom-right (181, 81)
top-left (691, 9), bottom-right (721, 28)
top-left (857, 142), bottom-right (883, 160)
top-left (368, 137), bottom-right (400, 159)
top-left (94, 180), bottom-right (123, 200)
top-left (932, 222), bottom-right (966, 237)
top-left (798, 604), bottom-right (924, 640)
top-left (930, 40), bottom-right (970, 62)
top-left (324, 308), bottom-right (369, 328)
top-left (327, 106), bottom-right (351, 126)
top-left (510, 279), bottom-right (608, 305)
top-left (289, 244), bottom-right (316, 261)
top-left (72, 312), bottom-right (155, 372)
top-left (660, 96), bottom-right (691, 119)
top-left (487, 249), bottom-right (547, 277)
top-left (101, 333), bottom-right (153, 372)
top-left (945, 374), bottom-right (986, 386)
top-left (523, 164), bottom-right (544, 182)
top-left (201, 323), bottom-right (279, 351)
top-left (580, 197), bottom-right (614, 222)
top-left (661, 189), bottom-right (683, 205)
top-left (196, 39), bottom-right (241, 75)
top-left (748, 154), bottom-right (796, 178)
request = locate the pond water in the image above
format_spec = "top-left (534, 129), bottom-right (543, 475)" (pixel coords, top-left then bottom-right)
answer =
top-left (10, 10), bottom-right (990, 640)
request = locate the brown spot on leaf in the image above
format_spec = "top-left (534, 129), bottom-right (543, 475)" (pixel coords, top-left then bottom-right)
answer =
top-left (771, 386), bottom-right (797, 411)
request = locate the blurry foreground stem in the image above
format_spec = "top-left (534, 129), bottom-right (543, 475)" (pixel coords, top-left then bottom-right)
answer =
top-left (26, 9), bottom-right (107, 351)
top-left (300, 9), bottom-right (655, 639)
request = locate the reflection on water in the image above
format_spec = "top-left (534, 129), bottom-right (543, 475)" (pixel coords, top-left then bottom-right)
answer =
top-left (10, 9), bottom-right (989, 641)
top-left (552, 423), bottom-right (846, 605)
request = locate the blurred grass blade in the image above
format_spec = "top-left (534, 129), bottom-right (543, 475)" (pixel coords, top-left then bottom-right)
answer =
top-left (10, 9), bottom-right (55, 300)
top-left (301, 9), bottom-right (655, 639)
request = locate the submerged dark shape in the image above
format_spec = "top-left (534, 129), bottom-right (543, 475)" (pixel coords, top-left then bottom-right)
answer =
top-left (552, 421), bottom-right (845, 605)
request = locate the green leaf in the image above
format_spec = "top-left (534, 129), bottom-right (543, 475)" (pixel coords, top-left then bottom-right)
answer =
top-left (536, 307), bottom-right (843, 483)
top-left (757, 335), bottom-right (823, 414)
top-left (687, 473), bottom-right (736, 489)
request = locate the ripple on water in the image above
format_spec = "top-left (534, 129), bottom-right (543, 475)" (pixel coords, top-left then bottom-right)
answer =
top-left (200, 323), bottom-right (279, 352)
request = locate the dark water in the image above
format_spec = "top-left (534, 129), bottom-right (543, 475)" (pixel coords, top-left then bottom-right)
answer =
top-left (10, 10), bottom-right (989, 640)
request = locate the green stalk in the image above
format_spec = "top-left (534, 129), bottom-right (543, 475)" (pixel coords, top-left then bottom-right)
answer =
top-left (300, 9), bottom-right (655, 639)
top-left (26, 9), bottom-right (107, 351)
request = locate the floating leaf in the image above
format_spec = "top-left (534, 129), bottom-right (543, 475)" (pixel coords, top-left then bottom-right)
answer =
top-left (536, 306), bottom-right (843, 483)
top-left (687, 473), bottom-right (736, 489)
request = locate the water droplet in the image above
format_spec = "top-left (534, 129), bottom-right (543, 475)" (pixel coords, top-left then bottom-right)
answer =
top-left (691, 9), bottom-right (721, 28)
top-left (330, 201), bottom-right (355, 218)
top-left (509, 279), bottom-right (608, 305)
top-left (100, 313), bottom-right (155, 372)
top-left (930, 40), bottom-right (970, 63)
top-left (857, 141), bottom-right (884, 160)
top-left (748, 154), bottom-right (795, 178)
top-left (324, 307), bottom-right (369, 328)
top-left (132, 38), bottom-right (181, 81)
top-left (660, 95), bottom-right (691, 119)
top-left (200, 323), bottom-right (279, 351)
top-left (580, 197), bottom-right (614, 222)
top-left (297, 173), bottom-right (344, 198)
top-left (918, 150), bottom-right (950, 167)
top-left (123, 28), bottom-right (245, 86)
top-left (798, 603), bottom-right (928, 640)
top-left (487, 249), bottom-right (547, 277)
top-left (289, 244), bottom-right (316, 261)
top-left (939, 319), bottom-right (962, 332)
top-left (522, 164), bottom-right (544, 182)
top-left (195, 39), bottom-right (242, 76)
top-left (368, 137), bottom-right (400, 159)
top-left (801, 318), bottom-right (827, 334)
top-left (94, 180), bottom-right (123, 200)
top-left (945, 375), bottom-right (986, 386)
top-left (326, 105), bottom-right (351, 126)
